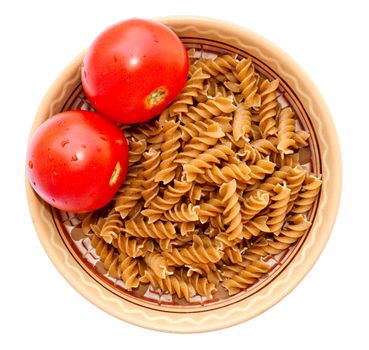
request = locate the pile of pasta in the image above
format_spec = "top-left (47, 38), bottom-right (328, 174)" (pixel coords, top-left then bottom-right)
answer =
top-left (82, 49), bottom-right (322, 301)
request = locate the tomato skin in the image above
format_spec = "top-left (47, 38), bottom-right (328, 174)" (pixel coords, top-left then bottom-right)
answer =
top-left (26, 110), bottom-right (128, 213)
top-left (81, 18), bottom-right (189, 123)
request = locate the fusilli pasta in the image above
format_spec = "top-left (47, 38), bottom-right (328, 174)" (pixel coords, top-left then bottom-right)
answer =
top-left (82, 49), bottom-right (322, 301)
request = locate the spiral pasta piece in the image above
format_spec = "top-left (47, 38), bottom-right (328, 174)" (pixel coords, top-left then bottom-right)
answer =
top-left (163, 235), bottom-right (223, 266)
top-left (141, 269), bottom-right (196, 301)
top-left (277, 107), bottom-right (297, 156)
top-left (188, 273), bottom-right (217, 297)
top-left (257, 79), bottom-right (279, 137)
top-left (128, 139), bottom-right (147, 166)
top-left (154, 120), bottom-right (181, 184)
top-left (168, 67), bottom-right (210, 116)
top-left (183, 143), bottom-right (235, 182)
top-left (267, 214), bottom-right (312, 254)
top-left (233, 103), bottom-right (252, 141)
top-left (118, 253), bottom-right (141, 290)
top-left (91, 234), bottom-right (140, 289)
top-left (241, 189), bottom-right (270, 223)
top-left (235, 57), bottom-right (261, 109)
top-left (185, 122), bottom-right (225, 153)
top-left (116, 234), bottom-right (152, 258)
top-left (186, 95), bottom-right (237, 122)
top-left (100, 210), bottom-right (123, 244)
top-left (292, 174), bottom-right (322, 215)
top-left (222, 258), bottom-right (270, 295)
top-left (258, 166), bottom-right (292, 193)
top-left (141, 148), bottom-right (161, 207)
top-left (91, 234), bottom-right (120, 277)
top-left (176, 122), bottom-right (225, 164)
top-left (141, 180), bottom-right (192, 222)
top-left (200, 162), bottom-right (252, 186)
top-left (286, 166), bottom-right (306, 208)
top-left (267, 184), bottom-right (291, 234)
top-left (219, 180), bottom-right (243, 241)
top-left (115, 176), bottom-right (144, 219)
top-left (244, 213), bottom-right (311, 257)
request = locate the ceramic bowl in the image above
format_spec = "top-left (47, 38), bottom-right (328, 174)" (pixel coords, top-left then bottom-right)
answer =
top-left (26, 16), bottom-right (341, 333)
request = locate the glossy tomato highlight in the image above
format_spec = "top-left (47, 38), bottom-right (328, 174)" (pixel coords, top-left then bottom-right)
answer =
top-left (81, 18), bottom-right (189, 123)
top-left (26, 110), bottom-right (128, 212)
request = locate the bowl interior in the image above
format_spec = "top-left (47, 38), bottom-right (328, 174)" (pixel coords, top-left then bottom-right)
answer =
top-left (46, 39), bottom-right (321, 312)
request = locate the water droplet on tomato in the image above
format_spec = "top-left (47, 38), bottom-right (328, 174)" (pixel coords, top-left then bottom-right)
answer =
top-left (61, 139), bottom-right (69, 147)
top-left (100, 135), bottom-right (108, 142)
top-left (48, 154), bottom-right (53, 161)
top-left (113, 55), bottom-right (118, 62)
top-left (96, 146), bottom-right (102, 152)
top-left (57, 120), bottom-right (64, 127)
top-left (28, 161), bottom-right (33, 169)
top-left (52, 198), bottom-right (56, 202)
top-left (71, 154), bottom-right (78, 161)
top-left (81, 144), bottom-right (86, 149)
top-left (115, 139), bottom-right (123, 146)
top-left (32, 181), bottom-right (36, 186)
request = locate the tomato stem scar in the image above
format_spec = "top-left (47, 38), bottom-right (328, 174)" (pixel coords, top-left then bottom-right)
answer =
top-left (109, 161), bottom-right (121, 186)
top-left (145, 87), bottom-right (167, 108)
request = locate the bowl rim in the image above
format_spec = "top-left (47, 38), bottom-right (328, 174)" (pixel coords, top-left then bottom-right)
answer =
top-left (26, 15), bottom-right (342, 333)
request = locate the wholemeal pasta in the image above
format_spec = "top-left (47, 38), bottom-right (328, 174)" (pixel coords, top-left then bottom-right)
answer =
top-left (83, 50), bottom-right (322, 301)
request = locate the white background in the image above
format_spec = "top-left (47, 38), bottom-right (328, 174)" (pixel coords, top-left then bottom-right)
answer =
top-left (1, 0), bottom-right (367, 349)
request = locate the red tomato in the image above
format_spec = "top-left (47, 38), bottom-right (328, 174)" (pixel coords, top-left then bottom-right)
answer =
top-left (26, 110), bottom-right (128, 213)
top-left (81, 18), bottom-right (189, 123)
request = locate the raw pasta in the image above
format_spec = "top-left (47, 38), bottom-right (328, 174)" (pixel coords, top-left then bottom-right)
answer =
top-left (82, 50), bottom-right (322, 301)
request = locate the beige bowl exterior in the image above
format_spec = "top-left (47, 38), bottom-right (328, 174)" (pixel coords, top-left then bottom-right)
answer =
top-left (26, 16), bottom-right (341, 333)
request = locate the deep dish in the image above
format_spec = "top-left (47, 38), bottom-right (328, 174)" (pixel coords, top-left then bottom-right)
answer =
top-left (26, 16), bottom-right (340, 332)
